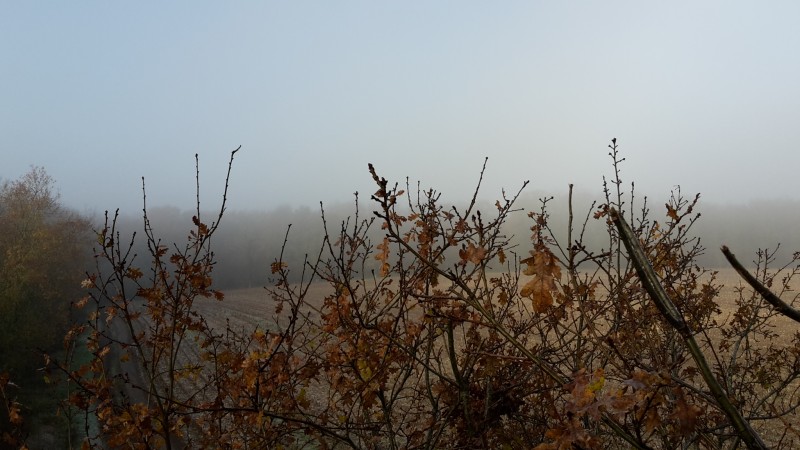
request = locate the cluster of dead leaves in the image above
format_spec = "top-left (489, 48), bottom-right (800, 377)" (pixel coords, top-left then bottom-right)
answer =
top-left (520, 247), bottom-right (562, 313)
top-left (537, 368), bottom-right (703, 449)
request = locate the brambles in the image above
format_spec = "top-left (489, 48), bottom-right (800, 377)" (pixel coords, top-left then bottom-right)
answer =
top-left (55, 140), bottom-right (800, 449)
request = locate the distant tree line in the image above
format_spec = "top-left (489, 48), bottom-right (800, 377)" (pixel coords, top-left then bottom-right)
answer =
top-left (112, 192), bottom-right (800, 291)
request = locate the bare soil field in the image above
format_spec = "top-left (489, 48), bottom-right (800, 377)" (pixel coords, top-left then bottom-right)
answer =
top-left (194, 282), bottom-right (337, 332)
top-left (187, 267), bottom-right (800, 446)
top-left (197, 268), bottom-right (800, 344)
top-left (710, 268), bottom-right (800, 346)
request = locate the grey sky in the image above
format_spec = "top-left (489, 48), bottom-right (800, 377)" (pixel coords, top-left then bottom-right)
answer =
top-left (3, 2), bottom-right (800, 215)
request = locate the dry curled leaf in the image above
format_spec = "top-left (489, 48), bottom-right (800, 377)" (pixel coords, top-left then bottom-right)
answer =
top-left (459, 242), bottom-right (487, 265)
top-left (520, 248), bottom-right (561, 312)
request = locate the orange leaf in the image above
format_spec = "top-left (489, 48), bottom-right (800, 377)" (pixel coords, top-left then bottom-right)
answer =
top-left (375, 237), bottom-right (391, 276)
top-left (459, 242), bottom-right (487, 265)
top-left (270, 261), bottom-right (288, 274)
top-left (521, 279), bottom-right (554, 313)
top-left (666, 203), bottom-right (679, 221)
top-left (644, 408), bottom-right (661, 434)
top-left (9, 403), bottom-right (23, 425)
top-left (672, 390), bottom-right (702, 435)
top-left (520, 248), bottom-right (561, 312)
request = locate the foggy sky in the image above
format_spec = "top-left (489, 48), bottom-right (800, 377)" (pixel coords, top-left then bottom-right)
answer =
top-left (3, 2), bottom-right (800, 216)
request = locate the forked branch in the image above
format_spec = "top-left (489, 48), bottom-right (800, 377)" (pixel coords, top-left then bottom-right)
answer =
top-left (611, 208), bottom-right (768, 450)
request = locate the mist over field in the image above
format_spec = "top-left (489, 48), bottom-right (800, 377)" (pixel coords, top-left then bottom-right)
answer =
top-left (113, 183), bottom-right (800, 291)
